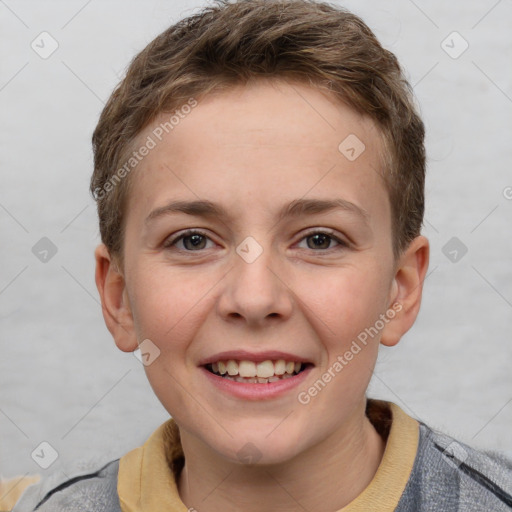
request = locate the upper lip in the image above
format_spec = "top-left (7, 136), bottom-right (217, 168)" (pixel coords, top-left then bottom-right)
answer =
top-left (198, 350), bottom-right (313, 366)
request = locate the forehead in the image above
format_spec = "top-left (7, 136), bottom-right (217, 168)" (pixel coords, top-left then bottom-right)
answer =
top-left (126, 79), bottom-right (390, 231)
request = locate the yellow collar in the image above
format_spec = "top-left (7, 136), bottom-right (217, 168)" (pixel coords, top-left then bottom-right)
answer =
top-left (118, 400), bottom-right (419, 512)
top-left (0, 475), bottom-right (40, 511)
top-left (339, 400), bottom-right (419, 511)
top-left (118, 419), bottom-right (187, 512)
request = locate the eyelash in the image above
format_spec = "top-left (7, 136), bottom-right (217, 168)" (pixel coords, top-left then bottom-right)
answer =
top-left (163, 229), bottom-right (348, 253)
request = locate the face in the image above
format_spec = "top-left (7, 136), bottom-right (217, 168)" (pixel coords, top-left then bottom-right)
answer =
top-left (115, 79), bottom-right (400, 464)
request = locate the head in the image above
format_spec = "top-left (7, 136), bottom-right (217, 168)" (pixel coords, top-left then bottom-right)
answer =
top-left (93, 0), bottom-right (429, 465)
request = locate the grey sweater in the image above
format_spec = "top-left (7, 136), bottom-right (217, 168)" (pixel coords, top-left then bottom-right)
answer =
top-left (13, 422), bottom-right (512, 511)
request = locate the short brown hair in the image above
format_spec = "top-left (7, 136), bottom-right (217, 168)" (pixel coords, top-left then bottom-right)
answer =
top-left (91, 0), bottom-right (425, 264)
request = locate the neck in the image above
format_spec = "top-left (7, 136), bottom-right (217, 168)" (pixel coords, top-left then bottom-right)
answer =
top-left (177, 401), bottom-right (386, 512)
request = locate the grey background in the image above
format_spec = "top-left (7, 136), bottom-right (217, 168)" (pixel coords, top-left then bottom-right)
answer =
top-left (1, 0), bottom-right (511, 478)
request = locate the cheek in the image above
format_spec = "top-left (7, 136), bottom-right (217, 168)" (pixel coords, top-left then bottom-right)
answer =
top-left (126, 267), bottom-right (208, 412)
top-left (299, 264), bottom-right (390, 344)
top-left (127, 265), bottom-right (205, 348)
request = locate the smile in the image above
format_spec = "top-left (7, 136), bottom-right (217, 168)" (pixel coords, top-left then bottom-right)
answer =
top-left (205, 359), bottom-right (309, 383)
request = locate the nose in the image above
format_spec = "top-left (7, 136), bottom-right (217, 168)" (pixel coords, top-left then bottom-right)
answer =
top-left (216, 241), bottom-right (293, 328)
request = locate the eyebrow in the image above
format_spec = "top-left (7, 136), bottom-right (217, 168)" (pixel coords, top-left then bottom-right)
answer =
top-left (145, 198), bottom-right (371, 226)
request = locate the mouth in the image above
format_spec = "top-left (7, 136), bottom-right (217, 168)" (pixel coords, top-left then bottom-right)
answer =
top-left (204, 359), bottom-right (312, 384)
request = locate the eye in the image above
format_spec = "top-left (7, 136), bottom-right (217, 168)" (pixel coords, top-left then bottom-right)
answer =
top-left (163, 229), bottom-right (347, 253)
top-left (163, 229), bottom-right (215, 251)
top-left (296, 230), bottom-right (347, 251)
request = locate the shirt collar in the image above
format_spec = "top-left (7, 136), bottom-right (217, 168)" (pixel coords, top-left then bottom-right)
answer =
top-left (118, 400), bottom-right (419, 512)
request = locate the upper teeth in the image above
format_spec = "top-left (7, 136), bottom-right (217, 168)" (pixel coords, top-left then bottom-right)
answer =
top-left (211, 359), bottom-right (302, 378)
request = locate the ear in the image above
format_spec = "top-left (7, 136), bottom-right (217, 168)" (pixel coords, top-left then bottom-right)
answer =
top-left (94, 244), bottom-right (138, 352)
top-left (380, 235), bottom-right (430, 347)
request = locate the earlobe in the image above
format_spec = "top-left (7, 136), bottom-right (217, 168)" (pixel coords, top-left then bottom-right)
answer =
top-left (94, 244), bottom-right (138, 352)
top-left (380, 236), bottom-right (430, 347)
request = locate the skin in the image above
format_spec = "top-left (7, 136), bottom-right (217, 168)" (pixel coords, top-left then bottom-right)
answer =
top-left (95, 78), bottom-right (429, 511)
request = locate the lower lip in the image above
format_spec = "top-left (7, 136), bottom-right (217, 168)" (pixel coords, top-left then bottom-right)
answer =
top-left (200, 366), bottom-right (313, 400)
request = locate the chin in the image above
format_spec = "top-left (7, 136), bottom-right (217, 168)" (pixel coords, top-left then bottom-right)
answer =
top-left (212, 428), bottom-right (307, 467)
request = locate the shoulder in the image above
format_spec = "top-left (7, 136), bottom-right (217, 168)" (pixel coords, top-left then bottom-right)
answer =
top-left (13, 459), bottom-right (121, 512)
top-left (398, 422), bottom-right (512, 511)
